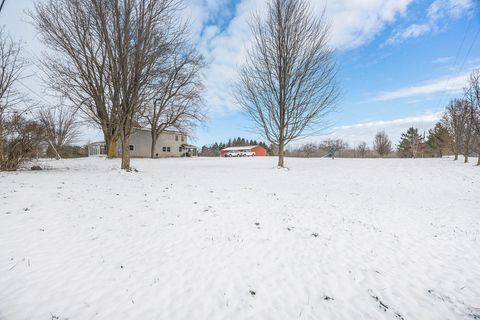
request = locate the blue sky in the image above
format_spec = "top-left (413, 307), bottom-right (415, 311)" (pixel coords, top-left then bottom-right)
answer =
top-left (1, 0), bottom-right (479, 148)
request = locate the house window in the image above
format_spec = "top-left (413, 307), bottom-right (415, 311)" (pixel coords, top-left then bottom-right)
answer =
top-left (179, 147), bottom-right (182, 152)
top-left (129, 145), bottom-right (135, 151)
top-left (175, 135), bottom-right (179, 141)
top-left (167, 147), bottom-right (171, 152)
top-left (181, 136), bottom-right (185, 142)
top-left (162, 147), bottom-right (166, 152)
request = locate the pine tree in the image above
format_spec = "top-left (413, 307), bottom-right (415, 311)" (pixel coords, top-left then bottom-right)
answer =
top-left (398, 127), bottom-right (424, 158)
top-left (426, 122), bottom-right (452, 157)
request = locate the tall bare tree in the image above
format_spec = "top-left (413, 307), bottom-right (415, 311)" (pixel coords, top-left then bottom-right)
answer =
top-left (442, 99), bottom-right (470, 162)
top-left (38, 105), bottom-right (79, 159)
top-left (142, 42), bottom-right (205, 158)
top-left (0, 27), bottom-right (25, 168)
top-left (373, 131), bottom-right (392, 157)
top-left (236, 0), bottom-right (339, 168)
top-left (32, 0), bottom-right (121, 159)
top-left (32, 0), bottom-right (186, 170)
top-left (95, 0), bottom-right (185, 170)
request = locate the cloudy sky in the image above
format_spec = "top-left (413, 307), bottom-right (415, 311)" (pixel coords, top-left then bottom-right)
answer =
top-left (1, 0), bottom-right (479, 148)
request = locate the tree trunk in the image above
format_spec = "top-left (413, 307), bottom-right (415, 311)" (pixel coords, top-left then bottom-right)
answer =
top-left (151, 133), bottom-right (157, 158)
top-left (107, 138), bottom-right (117, 158)
top-left (454, 153), bottom-right (458, 161)
top-left (0, 119), bottom-right (4, 168)
top-left (121, 136), bottom-right (131, 170)
top-left (277, 140), bottom-right (285, 168)
top-left (464, 154), bottom-right (469, 163)
top-left (477, 155), bottom-right (480, 166)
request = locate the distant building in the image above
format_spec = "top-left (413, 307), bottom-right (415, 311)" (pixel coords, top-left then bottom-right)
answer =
top-left (220, 145), bottom-right (268, 157)
top-left (88, 127), bottom-right (198, 158)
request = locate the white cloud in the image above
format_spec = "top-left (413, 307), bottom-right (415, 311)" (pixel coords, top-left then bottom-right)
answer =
top-left (428, 0), bottom-right (474, 21)
top-left (187, 0), bottom-right (415, 114)
top-left (386, 23), bottom-right (431, 45)
top-left (433, 56), bottom-right (454, 64)
top-left (313, 112), bottom-right (442, 146)
top-left (320, 0), bottom-right (413, 49)
top-left (385, 0), bottom-right (474, 45)
top-left (374, 73), bottom-right (470, 101)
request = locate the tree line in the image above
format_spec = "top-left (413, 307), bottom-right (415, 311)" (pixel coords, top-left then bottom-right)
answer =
top-left (286, 70), bottom-right (480, 165)
top-left (200, 138), bottom-right (273, 157)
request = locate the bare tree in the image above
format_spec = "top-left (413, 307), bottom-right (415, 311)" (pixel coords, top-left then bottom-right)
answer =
top-left (442, 99), bottom-right (470, 162)
top-left (373, 131), bottom-right (392, 157)
top-left (33, 0), bottom-right (187, 170)
top-left (235, 0), bottom-right (339, 168)
top-left (142, 42), bottom-right (206, 158)
top-left (31, 0), bottom-right (121, 159)
top-left (38, 105), bottom-right (79, 159)
top-left (301, 142), bottom-right (317, 158)
top-left (465, 69), bottom-right (480, 165)
top-left (97, 0), bottom-right (185, 170)
top-left (1, 114), bottom-right (44, 171)
top-left (319, 138), bottom-right (347, 159)
top-left (356, 142), bottom-right (368, 158)
top-left (0, 27), bottom-right (26, 169)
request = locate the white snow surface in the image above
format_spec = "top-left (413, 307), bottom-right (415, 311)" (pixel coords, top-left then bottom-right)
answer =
top-left (1, 157), bottom-right (479, 320)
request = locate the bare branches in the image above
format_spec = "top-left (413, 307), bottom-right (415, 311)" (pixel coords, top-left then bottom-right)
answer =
top-left (141, 40), bottom-right (206, 157)
top-left (373, 131), bottom-right (392, 157)
top-left (0, 26), bottom-right (27, 170)
top-left (38, 105), bottom-right (79, 158)
top-left (356, 142), bottom-right (368, 158)
top-left (31, 0), bottom-right (120, 157)
top-left (1, 114), bottom-right (44, 171)
top-left (442, 99), bottom-right (472, 162)
top-left (0, 27), bottom-right (25, 118)
top-left (319, 138), bottom-right (347, 159)
top-left (236, 0), bottom-right (339, 167)
top-left (31, 0), bottom-right (191, 169)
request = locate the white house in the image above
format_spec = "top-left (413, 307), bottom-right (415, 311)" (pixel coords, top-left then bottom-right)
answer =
top-left (88, 128), bottom-right (198, 158)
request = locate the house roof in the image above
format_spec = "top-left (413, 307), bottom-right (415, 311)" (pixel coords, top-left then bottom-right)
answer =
top-left (88, 141), bottom-right (106, 146)
top-left (181, 143), bottom-right (198, 149)
top-left (133, 126), bottom-right (182, 134)
top-left (221, 145), bottom-right (261, 151)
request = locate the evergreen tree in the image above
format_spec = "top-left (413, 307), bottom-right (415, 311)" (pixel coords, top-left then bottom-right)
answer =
top-left (426, 122), bottom-right (452, 157)
top-left (398, 127), bottom-right (424, 158)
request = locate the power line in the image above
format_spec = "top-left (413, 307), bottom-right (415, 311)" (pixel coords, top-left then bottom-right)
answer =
top-left (435, 21), bottom-right (479, 110)
top-left (17, 79), bottom-right (54, 106)
top-left (0, 0), bottom-right (6, 14)
top-left (459, 27), bottom-right (480, 73)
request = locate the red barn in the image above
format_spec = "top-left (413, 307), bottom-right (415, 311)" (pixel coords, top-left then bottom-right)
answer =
top-left (220, 145), bottom-right (268, 157)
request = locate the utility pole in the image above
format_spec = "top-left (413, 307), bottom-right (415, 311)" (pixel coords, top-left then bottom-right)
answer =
top-left (0, 0), bottom-right (6, 14)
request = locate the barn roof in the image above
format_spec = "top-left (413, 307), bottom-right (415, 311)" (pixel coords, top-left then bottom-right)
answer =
top-left (221, 145), bottom-right (261, 151)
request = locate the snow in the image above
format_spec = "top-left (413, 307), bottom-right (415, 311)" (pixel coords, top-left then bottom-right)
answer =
top-left (0, 157), bottom-right (479, 319)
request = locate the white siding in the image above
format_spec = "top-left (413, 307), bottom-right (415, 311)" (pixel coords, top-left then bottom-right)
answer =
top-left (128, 129), bottom-right (187, 158)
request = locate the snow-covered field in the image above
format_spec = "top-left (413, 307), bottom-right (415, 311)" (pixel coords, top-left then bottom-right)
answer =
top-left (0, 157), bottom-right (479, 320)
